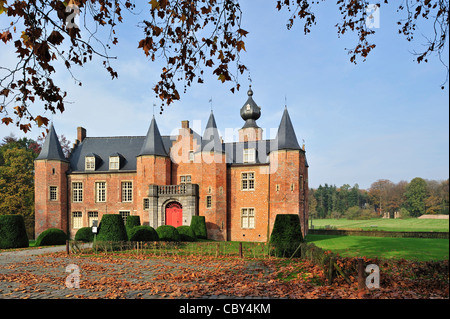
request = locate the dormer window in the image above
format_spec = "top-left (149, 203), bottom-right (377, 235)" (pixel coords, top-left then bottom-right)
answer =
top-left (85, 156), bottom-right (96, 171)
top-left (243, 148), bottom-right (256, 163)
top-left (109, 156), bottom-right (120, 170)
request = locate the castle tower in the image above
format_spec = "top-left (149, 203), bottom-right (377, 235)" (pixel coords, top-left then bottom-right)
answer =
top-left (136, 116), bottom-right (171, 226)
top-left (200, 111), bottom-right (227, 240)
top-left (239, 86), bottom-right (263, 142)
top-left (269, 107), bottom-right (309, 237)
top-left (34, 124), bottom-right (69, 238)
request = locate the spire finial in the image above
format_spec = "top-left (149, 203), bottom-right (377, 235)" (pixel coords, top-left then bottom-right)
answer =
top-left (209, 97), bottom-right (213, 112)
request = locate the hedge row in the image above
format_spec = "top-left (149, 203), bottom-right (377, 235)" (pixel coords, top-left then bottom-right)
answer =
top-left (0, 215), bottom-right (29, 249)
top-left (75, 214), bottom-right (207, 243)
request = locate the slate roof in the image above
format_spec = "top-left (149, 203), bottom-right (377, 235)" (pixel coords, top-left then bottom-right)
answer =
top-left (138, 116), bottom-right (168, 157)
top-left (68, 106), bottom-right (306, 172)
top-left (36, 123), bottom-right (67, 161)
top-left (201, 111), bottom-right (225, 153)
top-left (275, 107), bottom-right (301, 151)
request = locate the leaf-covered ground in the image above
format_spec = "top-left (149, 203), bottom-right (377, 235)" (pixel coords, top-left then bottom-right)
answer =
top-left (0, 252), bottom-right (448, 299)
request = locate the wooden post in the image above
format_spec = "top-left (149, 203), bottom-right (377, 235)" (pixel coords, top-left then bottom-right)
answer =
top-left (358, 258), bottom-right (365, 290)
top-left (328, 257), bottom-right (334, 285)
top-left (239, 242), bottom-right (243, 258)
top-left (66, 240), bottom-right (70, 255)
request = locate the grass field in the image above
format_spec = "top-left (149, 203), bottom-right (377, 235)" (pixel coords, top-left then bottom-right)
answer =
top-left (305, 234), bottom-right (449, 261)
top-left (311, 218), bottom-right (449, 232)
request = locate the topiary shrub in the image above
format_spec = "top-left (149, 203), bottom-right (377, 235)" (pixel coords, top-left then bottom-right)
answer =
top-left (74, 227), bottom-right (94, 242)
top-left (0, 214), bottom-right (29, 249)
top-left (269, 214), bottom-right (304, 258)
top-left (190, 216), bottom-right (207, 239)
top-left (177, 225), bottom-right (197, 242)
top-left (156, 225), bottom-right (180, 242)
top-left (35, 228), bottom-right (67, 246)
top-left (96, 214), bottom-right (128, 242)
top-left (125, 216), bottom-right (141, 237)
top-left (128, 225), bottom-right (159, 242)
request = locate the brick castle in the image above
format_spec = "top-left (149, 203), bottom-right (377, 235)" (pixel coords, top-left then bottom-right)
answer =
top-left (34, 86), bottom-right (309, 241)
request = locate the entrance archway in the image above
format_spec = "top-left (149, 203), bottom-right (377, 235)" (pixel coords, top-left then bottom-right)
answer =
top-left (165, 202), bottom-right (183, 227)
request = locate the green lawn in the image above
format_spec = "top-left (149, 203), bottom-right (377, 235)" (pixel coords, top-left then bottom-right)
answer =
top-left (311, 218), bottom-right (449, 232)
top-left (306, 234), bottom-right (449, 261)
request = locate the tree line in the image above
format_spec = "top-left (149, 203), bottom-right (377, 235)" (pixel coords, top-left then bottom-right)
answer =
top-left (309, 178), bottom-right (450, 220)
top-left (0, 133), bottom-right (70, 237)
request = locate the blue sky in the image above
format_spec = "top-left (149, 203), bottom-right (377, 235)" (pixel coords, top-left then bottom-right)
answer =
top-left (0, 1), bottom-right (448, 189)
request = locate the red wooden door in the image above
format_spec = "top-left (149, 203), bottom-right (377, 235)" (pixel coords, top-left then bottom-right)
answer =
top-left (165, 202), bottom-right (183, 227)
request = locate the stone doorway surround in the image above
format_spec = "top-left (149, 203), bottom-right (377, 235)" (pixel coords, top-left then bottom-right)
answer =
top-left (147, 184), bottom-right (199, 228)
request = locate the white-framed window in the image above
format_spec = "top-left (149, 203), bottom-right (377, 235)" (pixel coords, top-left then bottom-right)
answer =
top-left (72, 212), bottom-right (83, 229)
top-left (88, 212), bottom-right (98, 227)
top-left (206, 195), bottom-right (212, 208)
top-left (243, 148), bottom-right (256, 163)
top-left (189, 151), bottom-right (194, 162)
top-left (119, 211), bottom-right (130, 224)
top-left (241, 208), bottom-right (255, 229)
top-left (109, 156), bottom-right (120, 170)
top-left (96, 182), bottom-right (106, 202)
top-left (49, 186), bottom-right (58, 201)
top-left (121, 181), bottom-right (133, 202)
top-left (241, 172), bottom-right (255, 190)
top-left (180, 175), bottom-right (192, 184)
top-left (143, 198), bottom-right (150, 210)
top-left (72, 182), bottom-right (83, 202)
top-left (85, 156), bottom-right (95, 171)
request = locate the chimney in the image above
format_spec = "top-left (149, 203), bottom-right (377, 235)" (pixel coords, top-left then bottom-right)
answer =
top-left (181, 120), bottom-right (189, 129)
top-left (77, 127), bottom-right (86, 143)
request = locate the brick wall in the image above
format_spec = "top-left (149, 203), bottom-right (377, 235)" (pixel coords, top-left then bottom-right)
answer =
top-left (34, 160), bottom-right (69, 238)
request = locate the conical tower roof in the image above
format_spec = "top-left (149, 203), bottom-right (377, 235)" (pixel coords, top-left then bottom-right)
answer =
top-left (202, 111), bottom-right (224, 153)
top-left (36, 123), bottom-right (67, 161)
top-left (138, 116), bottom-right (168, 157)
top-left (275, 107), bottom-right (301, 151)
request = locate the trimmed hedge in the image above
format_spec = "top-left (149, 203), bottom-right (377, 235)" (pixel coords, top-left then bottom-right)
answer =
top-left (128, 225), bottom-right (159, 242)
top-left (35, 228), bottom-right (67, 246)
top-left (190, 216), bottom-right (207, 239)
top-left (75, 227), bottom-right (94, 242)
top-left (0, 214), bottom-right (29, 249)
top-left (96, 214), bottom-right (128, 241)
top-left (126, 216), bottom-right (141, 237)
top-left (156, 225), bottom-right (180, 242)
top-left (269, 214), bottom-right (304, 257)
top-left (177, 225), bottom-right (197, 242)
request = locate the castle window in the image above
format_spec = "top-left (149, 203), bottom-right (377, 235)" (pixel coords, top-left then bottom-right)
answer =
top-left (72, 182), bottom-right (83, 202)
top-left (49, 186), bottom-right (58, 201)
top-left (189, 151), bottom-right (194, 162)
top-left (206, 195), bottom-right (212, 208)
top-left (241, 172), bottom-right (255, 190)
top-left (291, 183), bottom-right (295, 191)
top-left (300, 175), bottom-right (304, 191)
top-left (180, 175), bottom-right (191, 184)
top-left (95, 182), bottom-right (106, 202)
top-left (88, 212), bottom-right (98, 227)
top-left (276, 184), bottom-right (280, 192)
top-left (143, 198), bottom-right (150, 210)
top-left (119, 211), bottom-right (130, 224)
top-left (85, 156), bottom-right (96, 171)
top-left (241, 208), bottom-right (255, 229)
top-left (109, 156), bottom-right (120, 170)
top-left (243, 148), bottom-right (256, 163)
top-left (72, 212), bottom-right (83, 229)
top-left (121, 182), bottom-right (133, 202)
